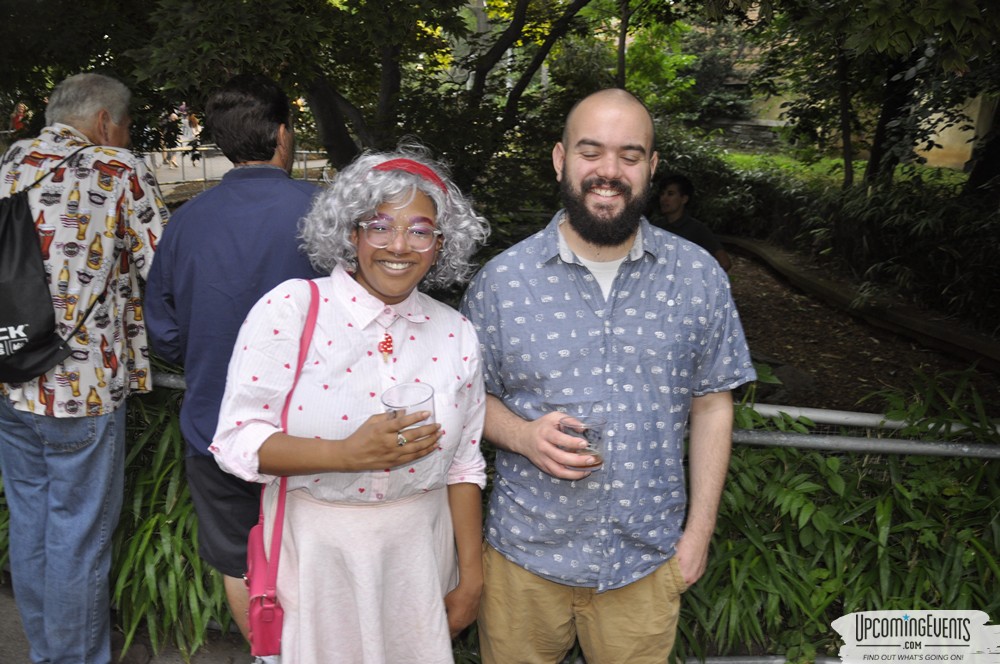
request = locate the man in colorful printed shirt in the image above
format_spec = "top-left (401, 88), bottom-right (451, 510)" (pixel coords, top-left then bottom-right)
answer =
top-left (460, 88), bottom-right (755, 663)
top-left (0, 72), bottom-right (169, 663)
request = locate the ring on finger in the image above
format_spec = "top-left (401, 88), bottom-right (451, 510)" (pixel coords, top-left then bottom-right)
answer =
top-left (396, 432), bottom-right (408, 446)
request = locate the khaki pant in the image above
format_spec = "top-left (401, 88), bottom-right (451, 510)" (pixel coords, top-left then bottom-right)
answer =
top-left (479, 543), bottom-right (688, 664)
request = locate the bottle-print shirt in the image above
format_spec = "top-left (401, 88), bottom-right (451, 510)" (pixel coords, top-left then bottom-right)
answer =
top-left (0, 124), bottom-right (169, 416)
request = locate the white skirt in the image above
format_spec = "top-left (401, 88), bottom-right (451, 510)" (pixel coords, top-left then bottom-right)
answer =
top-left (264, 486), bottom-right (458, 664)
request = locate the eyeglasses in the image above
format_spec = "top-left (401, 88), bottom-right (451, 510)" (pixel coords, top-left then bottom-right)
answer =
top-left (357, 216), bottom-right (442, 253)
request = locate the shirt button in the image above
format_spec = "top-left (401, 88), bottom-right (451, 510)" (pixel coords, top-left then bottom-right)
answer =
top-left (606, 378), bottom-right (614, 385)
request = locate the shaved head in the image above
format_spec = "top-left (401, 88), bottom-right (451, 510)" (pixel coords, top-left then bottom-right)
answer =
top-left (562, 88), bottom-right (656, 152)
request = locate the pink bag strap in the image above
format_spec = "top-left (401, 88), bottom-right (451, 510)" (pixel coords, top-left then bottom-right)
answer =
top-left (262, 279), bottom-right (320, 595)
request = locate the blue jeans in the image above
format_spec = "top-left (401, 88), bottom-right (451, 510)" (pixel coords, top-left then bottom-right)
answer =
top-left (0, 397), bottom-right (126, 664)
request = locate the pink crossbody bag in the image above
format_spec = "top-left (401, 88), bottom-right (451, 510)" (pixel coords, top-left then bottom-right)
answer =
top-left (245, 280), bottom-right (319, 657)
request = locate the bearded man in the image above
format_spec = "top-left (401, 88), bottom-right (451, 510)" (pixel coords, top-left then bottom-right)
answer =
top-left (460, 88), bottom-right (756, 664)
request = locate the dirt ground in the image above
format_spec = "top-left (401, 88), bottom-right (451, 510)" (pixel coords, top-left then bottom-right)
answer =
top-left (727, 249), bottom-right (1000, 416)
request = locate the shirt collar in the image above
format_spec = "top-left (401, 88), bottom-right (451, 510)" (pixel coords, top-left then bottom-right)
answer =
top-left (331, 265), bottom-right (430, 329)
top-left (222, 164), bottom-right (291, 182)
top-left (42, 124), bottom-right (94, 146)
top-left (540, 210), bottom-right (653, 264)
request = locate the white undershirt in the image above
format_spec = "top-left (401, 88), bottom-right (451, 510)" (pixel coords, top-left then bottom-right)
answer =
top-left (577, 254), bottom-right (625, 300)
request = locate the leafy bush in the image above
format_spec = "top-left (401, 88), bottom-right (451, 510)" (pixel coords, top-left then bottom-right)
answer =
top-left (2, 364), bottom-right (997, 661)
top-left (112, 387), bottom-right (231, 657)
top-left (680, 446), bottom-right (999, 661)
top-left (662, 139), bottom-right (1000, 335)
top-left (798, 177), bottom-right (1000, 332)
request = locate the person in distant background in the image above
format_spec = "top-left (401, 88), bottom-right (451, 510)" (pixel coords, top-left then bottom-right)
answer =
top-left (182, 112), bottom-right (201, 145)
top-left (159, 110), bottom-right (180, 167)
top-left (9, 101), bottom-right (28, 132)
top-left (650, 173), bottom-right (732, 271)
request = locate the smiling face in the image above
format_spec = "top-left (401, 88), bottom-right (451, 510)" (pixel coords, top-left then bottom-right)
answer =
top-left (553, 91), bottom-right (658, 247)
top-left (350, 189), bottom-right (440, 305)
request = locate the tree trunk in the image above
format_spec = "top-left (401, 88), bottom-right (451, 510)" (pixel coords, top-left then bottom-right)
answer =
top-left (864, 58), bottom-right (915, 185)
top-left (497, 0), bottom-right (593, 133)
top-left (373, 43), bottom-right (403, 149)
top-left (306, 78), bottom-right (362, 169)
top-left (836, 47), bottom-right (854, 189)
top-left (469, 0), bottom-right (530, 104)
top-left (616, 0), bottom-right (631, 89)
top-left (963, 128), bottom-right (1000, 203)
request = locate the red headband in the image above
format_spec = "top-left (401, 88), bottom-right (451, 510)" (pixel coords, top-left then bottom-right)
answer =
top-left (372, 158), bottom-right (448, 194)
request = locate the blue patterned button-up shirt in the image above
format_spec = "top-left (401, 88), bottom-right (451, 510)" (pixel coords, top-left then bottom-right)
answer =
top-left (460, 212), bottom-right (755, 591)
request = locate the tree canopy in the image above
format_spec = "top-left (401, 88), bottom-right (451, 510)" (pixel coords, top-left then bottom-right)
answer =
top-left (3, 0), bottom-right (997, 201)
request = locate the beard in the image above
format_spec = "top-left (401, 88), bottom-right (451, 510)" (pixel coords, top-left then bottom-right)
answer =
top-left (559, 173), bottom-right (651, 247)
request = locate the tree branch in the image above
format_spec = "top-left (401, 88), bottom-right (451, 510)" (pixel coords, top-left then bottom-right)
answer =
top-left (499, 0), bottom-right (594, 133)
top-left (469, 0), bottom-right (531, 103)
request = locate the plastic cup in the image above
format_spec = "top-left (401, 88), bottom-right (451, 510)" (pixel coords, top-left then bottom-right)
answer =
top-left (381, 382), bottom-right (435, 427)
top-left (558, 415), bottom-right (606, 468)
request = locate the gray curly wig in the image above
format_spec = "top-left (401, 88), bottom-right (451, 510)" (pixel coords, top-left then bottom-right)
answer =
top-left (299, 144), bottom-right (490, 290)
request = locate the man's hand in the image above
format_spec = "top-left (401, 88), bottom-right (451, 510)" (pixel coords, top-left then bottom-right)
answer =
top-left (509, 411), bottom-right (602, 480)
top-left (674, 529), bottom-right (711, 588)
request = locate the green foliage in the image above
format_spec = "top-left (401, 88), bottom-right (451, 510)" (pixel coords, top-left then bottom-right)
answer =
top-left (656, 127), bottom-right (815, 245)
top-left (677, 446), bottom-right (999, 659)
top-left (671, 16), bottom-right (754, 125)
top-left (862, 366), bottom-right (1000, 444)
top-left (129, 0), bottom-right (337, 108)
top-left (112, 388), bottom-right (229, 658)
top-left (799, 175), bottom-right (1000, 333)
top-left (624, 22), bottom-right (697, 114)
top-left (662, 142), bottom-right (1000, 334)
top-left (3, 359), bottom-right (997, 659)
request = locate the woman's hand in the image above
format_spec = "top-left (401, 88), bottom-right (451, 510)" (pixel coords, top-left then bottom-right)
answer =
top-left (444, 578), bottom-right (482, 639)
top-left (256, 411), bottom-right (441, 476)
top-left (341, 411), bottom-right (441, 471)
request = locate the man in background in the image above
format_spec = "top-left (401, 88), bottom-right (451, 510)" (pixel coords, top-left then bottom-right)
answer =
top-left (0, 72), bottom-right (169, 663)
top-left (144, 73), bottom-right (322, 642)
top-left (651, 173), bottom-right (732, 271)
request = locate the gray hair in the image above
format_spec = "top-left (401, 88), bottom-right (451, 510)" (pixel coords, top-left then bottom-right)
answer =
top-left (300, 144), bottom-right (490, 290)
top-left (45, 73), bottom-right (131, 127)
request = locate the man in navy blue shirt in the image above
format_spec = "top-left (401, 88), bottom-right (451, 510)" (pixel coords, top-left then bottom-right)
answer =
top-left (145, 74), bottom-right (322, 641)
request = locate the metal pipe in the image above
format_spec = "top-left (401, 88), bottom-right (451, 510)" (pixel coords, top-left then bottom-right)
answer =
top-left (153, 372), bottom-right (186, 390)
top-left (150, 372), bottom-right (997, 458)
top-left (733, 428), bottom-right (1000, 459)
top-left (753, 403), bottom-right (908, 430)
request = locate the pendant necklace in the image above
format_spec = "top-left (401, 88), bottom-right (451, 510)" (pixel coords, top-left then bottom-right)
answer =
top-left (374, 306), bottom-right (399, 364)
top-left (377, 331), bottom-right (394, 363)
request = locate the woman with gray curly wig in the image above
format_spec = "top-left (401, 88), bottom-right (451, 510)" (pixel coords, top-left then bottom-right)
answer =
top-left (300, 145), bottom-right (489, 291)
top-left (212, 145), bottom-right (491, 662)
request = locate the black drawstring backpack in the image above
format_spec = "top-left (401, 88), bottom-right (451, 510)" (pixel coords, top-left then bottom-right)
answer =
top-left (0, 146), bottom-right (109, 383)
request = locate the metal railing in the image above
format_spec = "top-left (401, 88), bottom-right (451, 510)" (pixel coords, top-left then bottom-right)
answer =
top-left (150, 371), bottom-right (997, 458)
top-left (145, 146), bottom-right (328, 188)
